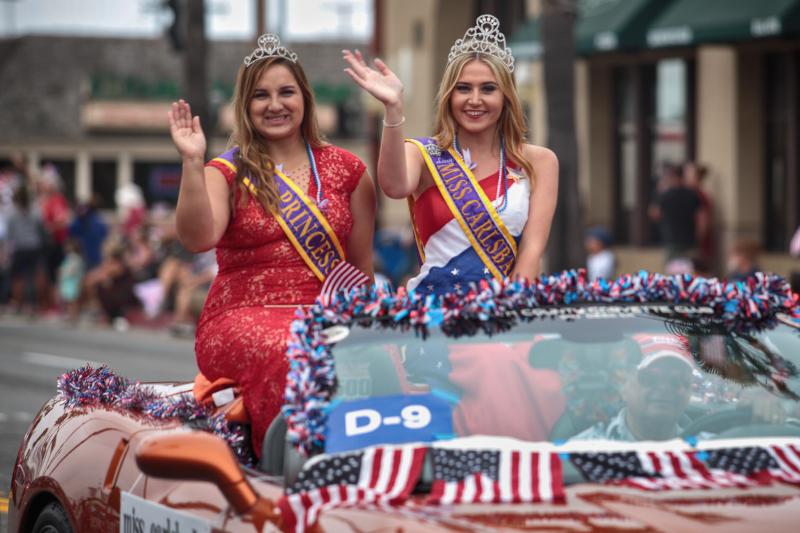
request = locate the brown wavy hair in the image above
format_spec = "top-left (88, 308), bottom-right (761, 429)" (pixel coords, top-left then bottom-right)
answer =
top-left (230, 56), bottom-right (325, 213)
top-left (432, 53), bottom-right (534, 183)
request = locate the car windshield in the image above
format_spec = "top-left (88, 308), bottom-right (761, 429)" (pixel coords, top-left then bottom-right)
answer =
top-left (326, 306), bottom-right (800, 451)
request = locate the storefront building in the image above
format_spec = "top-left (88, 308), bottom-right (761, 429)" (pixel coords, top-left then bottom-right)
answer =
top-left (0, 35), bottom-right (367, 209)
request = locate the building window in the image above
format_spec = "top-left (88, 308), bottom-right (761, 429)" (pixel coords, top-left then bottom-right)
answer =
top-left (134, 161), bottom-right (181, 206)
top-left (91, 160), bottom-right (117, 209)
top-left (613, 58), bottom-right (694, 246)
top-left (46, 160), bottom-right (76, 204)
top-left (764, 52), bottom-right (799, 252)
top-left (652, 59), bottom-right (689, 178)
top-left (613, 66), bottom-right (639, 245)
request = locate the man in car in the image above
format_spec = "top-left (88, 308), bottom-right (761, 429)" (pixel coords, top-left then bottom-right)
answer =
top-left (571, 333), bottom-right (789, 442)
top-left (572, 334), bottom-right (695, 441)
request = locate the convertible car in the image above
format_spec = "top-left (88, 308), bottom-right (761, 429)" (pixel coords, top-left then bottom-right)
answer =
top-left (8, 271), bottom-right (800, 532)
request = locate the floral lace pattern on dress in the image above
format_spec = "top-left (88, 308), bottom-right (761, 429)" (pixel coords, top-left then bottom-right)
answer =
top-left (196, 145), bottom-right (366, 454)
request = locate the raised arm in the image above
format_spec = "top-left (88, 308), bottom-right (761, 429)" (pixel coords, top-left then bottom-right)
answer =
top-left (511, 145), bottom-right (559, 280)
top-left (346, 170), bottom-right (377, 280)
top-left (169, 99), bottom-right (230, 252)
top-left (342, 50), bottom-right (422, 199)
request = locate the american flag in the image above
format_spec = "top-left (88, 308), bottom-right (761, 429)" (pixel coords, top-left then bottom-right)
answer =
top-left (319, 261), bottom-right (370, 305)
top-left (765, 443), bottom-right (800, 484)
top-left (428, 448), bottom-right (565, 505)
top-left (278, 444), bottom-right (426, 533)
top-left (570, 445), bottom-right (800, 491)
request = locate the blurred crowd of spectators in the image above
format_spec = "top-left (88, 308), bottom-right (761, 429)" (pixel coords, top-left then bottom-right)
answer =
top-left (0, 155), bottom-right (217, 336)
top-left (2, 154), bottom-right (797, 334)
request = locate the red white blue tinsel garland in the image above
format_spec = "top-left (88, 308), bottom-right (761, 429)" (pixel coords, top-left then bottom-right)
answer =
top-left (283, 269), bottom-right (800, 456)
top-left (57, 365), bottom-right (255, 466)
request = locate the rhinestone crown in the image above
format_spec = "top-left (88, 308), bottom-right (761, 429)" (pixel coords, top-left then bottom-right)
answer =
top-left (243, 33), bottom-right (298, 68)
top-left (447, 14), bottom-right (515, 73)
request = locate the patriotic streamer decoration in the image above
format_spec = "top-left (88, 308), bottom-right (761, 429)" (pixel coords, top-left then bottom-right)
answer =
top-left (284, 269), bottom-right (799, 455)
top-left (278, 443), bottom-right (426, 533)
top-left (57, 365), bottom-right (254, 465)
top-left (427, 447), bottom-right (564, 505)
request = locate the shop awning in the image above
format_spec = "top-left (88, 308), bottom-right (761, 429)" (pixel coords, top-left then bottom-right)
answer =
top-left (647, 0), bottom-right (800, 48)
top-left (509, 0), bottom-right (673, 59)
top-left (576, 0), bottom-right (672, 54)
top-left (508, 19), bottom-right (541, 60)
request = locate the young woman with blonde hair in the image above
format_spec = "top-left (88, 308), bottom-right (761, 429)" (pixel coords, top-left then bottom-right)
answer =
top-left (170, 34), bottom-right (375, 453)
top-left (344, 14), bottom-right (557, 294)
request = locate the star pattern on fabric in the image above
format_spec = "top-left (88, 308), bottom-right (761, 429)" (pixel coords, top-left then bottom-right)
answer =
top-left (706, 447), bottom-right (779, 475)
top-left (570, 452), bottom-right (653, 482)
top-left (483, 267), bottom-right (490, 275)
top-left (450, 268), bottom-right (460, 276)
top-left (288, 452), bottom-right (363, 494)
top-left (427, 284), bottom-right (435, 292)
top-left (432, 449), bottom-right (500, 482)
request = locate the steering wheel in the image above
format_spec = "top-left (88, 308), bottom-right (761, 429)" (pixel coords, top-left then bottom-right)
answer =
top-left (679, 406), bottom-right (755, 438)
top-left (679, 405), bottom-right (800, 438)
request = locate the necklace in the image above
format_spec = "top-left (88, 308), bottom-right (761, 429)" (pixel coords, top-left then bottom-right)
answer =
top-left (454, 134), bottom-right (508, 213)
top-left (278, 141), bottom-right (325, 208)
top-left (305, 141), bottom-right (327, 208)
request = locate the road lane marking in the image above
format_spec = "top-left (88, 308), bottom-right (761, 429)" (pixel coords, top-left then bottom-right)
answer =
top-left (12, 412), bottom-right (32, 422)
top-left (0, 412), bottom-right (34, 424)
top-left (22, 352), bottom-right (102, 369)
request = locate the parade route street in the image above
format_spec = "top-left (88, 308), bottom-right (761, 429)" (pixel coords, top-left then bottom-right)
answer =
top-left (0, 316), bottom-right (197, 532)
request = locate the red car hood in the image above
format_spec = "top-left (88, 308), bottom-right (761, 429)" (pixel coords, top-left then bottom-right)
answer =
top-left (312, 484), bottom-right (800, 532)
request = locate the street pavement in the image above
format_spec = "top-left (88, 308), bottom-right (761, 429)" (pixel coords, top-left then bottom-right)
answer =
top-left (0, 315), bottom-right (197, 532)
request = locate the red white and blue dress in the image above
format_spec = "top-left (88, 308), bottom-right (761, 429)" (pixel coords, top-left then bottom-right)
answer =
top-left (407, 166), bottom-right (530, 295)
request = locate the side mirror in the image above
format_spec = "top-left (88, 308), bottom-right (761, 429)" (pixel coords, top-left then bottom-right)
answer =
top-left (135, 430), bottom-right (273, 519)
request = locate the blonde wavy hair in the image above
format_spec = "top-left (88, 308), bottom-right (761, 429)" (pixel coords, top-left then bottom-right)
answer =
top-left (432, 53), bottom-right (534, 182)
top-left (230, 56), bottom-right (325, 213)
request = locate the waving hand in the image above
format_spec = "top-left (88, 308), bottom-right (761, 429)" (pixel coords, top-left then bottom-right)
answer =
top-left (168, 99), bottom-right (207, 161)
top-left (342, 49), bottom-right (404, 107)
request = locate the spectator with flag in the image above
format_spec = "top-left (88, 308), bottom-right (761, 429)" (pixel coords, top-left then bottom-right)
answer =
top-left (343, 14), bottom-right (558, 294)
top-left (168, 32), bottom-right (375, 456)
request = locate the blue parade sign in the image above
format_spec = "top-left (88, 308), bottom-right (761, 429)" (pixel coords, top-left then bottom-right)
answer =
top-left (325, 393), bottom-right (454, 453)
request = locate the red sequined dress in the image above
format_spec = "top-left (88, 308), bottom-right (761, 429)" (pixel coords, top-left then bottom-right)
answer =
top-left (198, 145), bottom-right (365, 453)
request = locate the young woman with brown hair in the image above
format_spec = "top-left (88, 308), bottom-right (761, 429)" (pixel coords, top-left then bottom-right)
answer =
top-left (169, 34), bottom-right (376, 453)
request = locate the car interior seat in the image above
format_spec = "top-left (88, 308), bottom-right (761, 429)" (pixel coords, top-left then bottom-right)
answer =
top-left (259, 342), bottom-right (407, 479)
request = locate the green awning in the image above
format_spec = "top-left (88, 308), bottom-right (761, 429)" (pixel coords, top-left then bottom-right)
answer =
top-left (508, 19), bottom-right (541, 60)
top-left (509, 0), bottom-right (673, 59)
top-left (647, 0), bottom-right (800, 48)
top-left (576, 0), bottom-right (672, 54)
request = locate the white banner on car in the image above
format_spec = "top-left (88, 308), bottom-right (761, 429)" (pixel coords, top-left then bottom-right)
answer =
top-left (120, 492), bottom-right (212, 533)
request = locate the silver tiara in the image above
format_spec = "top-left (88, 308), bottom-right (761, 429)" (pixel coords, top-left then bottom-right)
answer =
top-left (447, 14), bottom-right (515, 73)
top-left (243, 33), bottom-right (298, 68)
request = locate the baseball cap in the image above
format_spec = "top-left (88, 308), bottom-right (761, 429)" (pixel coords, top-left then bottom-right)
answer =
top-left (632, 333), bottom-right (694, 371)
top-left (585, 226), bottom-right (613, 247)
